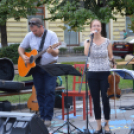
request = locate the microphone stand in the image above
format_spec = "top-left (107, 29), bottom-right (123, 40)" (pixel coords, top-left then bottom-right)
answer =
top-left (126, 56), bottom-right (134, 66)
top-left (120, 56), bottom-right (134, 134)
top-left (126, 55), bottom-right (134, 95)
top-left (79, 34), bottom-right (94, 134)
top-left (118, 56), bottom-right (134, 110)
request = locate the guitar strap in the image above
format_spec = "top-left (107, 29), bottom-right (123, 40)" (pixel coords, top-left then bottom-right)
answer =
top-left (36, 29), bottom-right (47, 64)
top-left (38, 29), bottom-right (47, 52)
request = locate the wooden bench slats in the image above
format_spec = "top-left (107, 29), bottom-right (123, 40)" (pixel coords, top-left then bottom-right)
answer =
top-left (117, 61), bottom-right (134, 65)
top-left (0, 86), bottom-right (65, 97)
top-left (14, 64), bottom-right (19, 75)
top-left (0, 89), bottom-right (32, 97)
top-left (14, 70), bottom-right (19, 75)
top-left (14, 64), bottom-right (18, 69)
top-left (55, 86), bottom-right (65, 90)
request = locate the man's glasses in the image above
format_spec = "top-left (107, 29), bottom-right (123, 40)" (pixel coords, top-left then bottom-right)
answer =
top-left (28, 21), bottom-right (37, 25)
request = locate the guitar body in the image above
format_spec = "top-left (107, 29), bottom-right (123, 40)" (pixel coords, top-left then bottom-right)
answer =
top-left (18, 42), bottom-right (61, 77)
top-left (27, 85), bottom-right (39, 112)
top-left (18, 49), bottom-right (38, 77)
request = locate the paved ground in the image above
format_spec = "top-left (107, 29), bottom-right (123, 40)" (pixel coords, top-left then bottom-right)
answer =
top-left (0, 55), bottom-right (127, 134)
top-left (58, 56), bottom-right (121, 63)
top-left (12, 55), bottom-right (130, 134)
top-left (12, 91), bottom-right (134, 134)
top-left (58, 56), bottom-right (87, 63)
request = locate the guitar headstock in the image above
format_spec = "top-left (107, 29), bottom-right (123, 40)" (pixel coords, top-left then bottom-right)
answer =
top-left (52, 42), bottom-right (62, 48)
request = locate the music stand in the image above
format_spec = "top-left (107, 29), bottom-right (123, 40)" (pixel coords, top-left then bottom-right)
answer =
top-left (40, 64), bottom-right (84, 134)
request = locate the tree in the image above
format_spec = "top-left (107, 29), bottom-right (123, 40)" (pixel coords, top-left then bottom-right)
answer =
top-left (44, 0), bottom-right (134, 37)
top-left (0, 0), bottom-right (45, 47)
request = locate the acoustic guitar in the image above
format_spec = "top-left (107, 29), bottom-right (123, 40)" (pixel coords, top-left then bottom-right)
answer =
top-left (18, 42), bottom-right (61, 77)
top-left (27, 85), bottom-right (39, 112)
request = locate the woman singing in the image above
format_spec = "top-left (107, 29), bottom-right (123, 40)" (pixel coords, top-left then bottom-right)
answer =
top-left (84, 19), bottom-right (116, 134)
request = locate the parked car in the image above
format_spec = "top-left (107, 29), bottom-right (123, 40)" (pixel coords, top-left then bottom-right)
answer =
top-left (113, 36), bottom-right (134, 59)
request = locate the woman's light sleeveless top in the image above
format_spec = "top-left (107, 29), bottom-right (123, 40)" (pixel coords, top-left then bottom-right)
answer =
top-left (88, 38), bottom-right (110, 71)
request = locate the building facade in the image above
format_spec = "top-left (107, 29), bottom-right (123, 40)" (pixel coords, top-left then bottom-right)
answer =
top-left (0, 5), bottom-right (133, 47)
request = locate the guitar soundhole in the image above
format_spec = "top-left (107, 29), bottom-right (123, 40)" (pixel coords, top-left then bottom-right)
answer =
top-left (29, 56), bottom-right (34, 63)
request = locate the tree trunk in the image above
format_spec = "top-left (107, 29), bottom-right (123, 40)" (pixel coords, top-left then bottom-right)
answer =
top-left (0, 23), bottom-right (8, 47)
top-left (101, 23), bottom-right (106, 37)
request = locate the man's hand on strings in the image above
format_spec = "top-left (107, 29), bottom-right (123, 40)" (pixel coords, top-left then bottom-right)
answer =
top-left (22, 55), bottom-right (30, 64)
top-left (47, 46), bottom-right (53, 54)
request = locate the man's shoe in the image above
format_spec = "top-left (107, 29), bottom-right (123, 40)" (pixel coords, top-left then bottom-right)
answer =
top-left (44, 120), bottom-right (51, 127)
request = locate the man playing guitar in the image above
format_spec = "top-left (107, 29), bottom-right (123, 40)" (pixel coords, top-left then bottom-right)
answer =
top-left (18, 18), bottom-right (59, 127)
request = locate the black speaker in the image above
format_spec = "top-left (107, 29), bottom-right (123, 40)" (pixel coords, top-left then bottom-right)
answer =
top-left (0, 101), bottom-right (12, 111)
top-left (0, 58), bottom-right (25, 92)
top-left (0, 112), bottom-right (49, 134)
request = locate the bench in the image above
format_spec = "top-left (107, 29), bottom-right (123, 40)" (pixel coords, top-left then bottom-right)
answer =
top-left (0, 90), bottom-right (32, 97)
top-left (0, 86), bottom-right (65, 97)
top-left (14, 64), bottom-right (19, 75)
top-left (0, 64), bottom-right (65, 97)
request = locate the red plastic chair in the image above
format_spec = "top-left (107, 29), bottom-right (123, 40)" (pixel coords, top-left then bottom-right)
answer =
top-left (62, 64), bottom-right (92, 120)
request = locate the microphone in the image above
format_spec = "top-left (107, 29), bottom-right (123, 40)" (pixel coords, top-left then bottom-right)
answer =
top-left (87, 30), bottom-right (98, 42)
top-left (89, 30), bottom-right (98, 36)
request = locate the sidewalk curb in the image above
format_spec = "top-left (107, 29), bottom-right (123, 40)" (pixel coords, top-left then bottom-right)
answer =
top-left (121, 88), bottom-right (133, 94)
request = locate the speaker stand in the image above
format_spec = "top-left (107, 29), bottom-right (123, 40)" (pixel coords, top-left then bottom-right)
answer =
top-left (128, 120), bottom-right (134, 134)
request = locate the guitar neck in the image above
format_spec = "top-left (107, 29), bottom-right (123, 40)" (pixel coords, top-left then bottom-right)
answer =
top-left (33, 43), bottom-right (60, 61)
top-left (34, 49), bottom-right (47, 60)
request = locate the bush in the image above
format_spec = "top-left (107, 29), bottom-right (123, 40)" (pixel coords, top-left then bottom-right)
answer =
top-left (59, 47), bottom-right (67, 54)
top-left (0, 44), bottom-right (20, 64)
top-left (0, 44), bottom-right (30, 64)
top-left (73, 46), bottom-right (84, 53)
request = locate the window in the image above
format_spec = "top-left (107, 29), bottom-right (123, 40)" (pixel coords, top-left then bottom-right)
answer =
top-left (126, 16), bottom-right (134, 36)
top-left (64, 25), bottom-right (78, 45)
top-left (28, 6), bottom-right (45, 32)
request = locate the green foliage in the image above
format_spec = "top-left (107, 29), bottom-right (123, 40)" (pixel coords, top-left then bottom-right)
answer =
top-left (44, 0), bottom-right (134, 32)
top-left (128, 14), bottom-right (134, 33)
top-left (0, 0), bottom-right (47, 47)
top-left (0, 44), bottom-right (19, 64)
top-left (59, 47), bottom-right (67, 54)
top-left (0, 44), bottom-right (30, 64)
top-left (73, 46), bottom-right (84, 53)
top-left (0, 0), bottom-right (46, 25)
